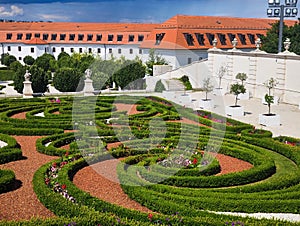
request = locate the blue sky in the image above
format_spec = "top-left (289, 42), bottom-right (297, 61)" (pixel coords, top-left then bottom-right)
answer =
top-left (0, 0), bottom-right (287, 23)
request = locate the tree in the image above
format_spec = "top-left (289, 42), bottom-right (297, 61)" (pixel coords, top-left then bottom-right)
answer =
top-left (236, 72), bottom-right (247, 86)
top-left (264, 77), bottom-right (278, 96)
top-left (264, 94), bottom-right (274, 115)
top-left (145, 49), bottom-right (168, 76)
top-left (216, 65), bottom-right (227, 89)
top-left (2, 54), bottom-right (17, 67)
top-left (23, 55), bottom-right (35, 66)
top-left (13, 66), bottom-right (26, 93)
top-left (202, 77), bottom-right (214, 100)
top-left (230, 83), bottom-right (246, 106)
top-left (34, 53), bottom-right (55, 72)
top-left (57, 52), bottom-right (70, 61)
top-left (53, 67), bottom-right (84, 92)
top-left (10, 61), bottom-right (23, 72)
top-left (29, 65), bottom-right (49, 93)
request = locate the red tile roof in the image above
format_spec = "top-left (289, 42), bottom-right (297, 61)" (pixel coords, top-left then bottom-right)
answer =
top-left (25, 37), bottom-right (48, 45)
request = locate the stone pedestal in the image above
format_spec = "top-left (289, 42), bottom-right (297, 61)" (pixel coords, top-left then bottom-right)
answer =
top-left (213, 88), bottom-right (226, 96)
top-left (23, 81), bottom-right (33, 98)
top-left (259, 114), bottom-right (280, 126)
top-left (83, 78), bottom-right (95, 96)
top-left (199, 99), bottom-right (214, 110)
top-left (226, 105), bottom-right (244, 117)
top-left (238, 91), bottom-right (250, 100)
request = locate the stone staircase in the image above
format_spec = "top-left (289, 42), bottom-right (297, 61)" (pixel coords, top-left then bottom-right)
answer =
top-left (165, 79), bottom-right (185, 91)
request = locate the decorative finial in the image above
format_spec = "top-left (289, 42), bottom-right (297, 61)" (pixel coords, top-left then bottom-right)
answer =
top-left (284, 38), bottom-right (291, 52)
top-left (212, 38), bottom-right (217, 48)
top-left (232, 38), bottom-right (238, 49)
top-left (255, 38), bottom-right (261, 50)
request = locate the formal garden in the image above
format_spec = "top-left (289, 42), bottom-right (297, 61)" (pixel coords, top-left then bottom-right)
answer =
top-left (0, 94), bottom-right (300, 225)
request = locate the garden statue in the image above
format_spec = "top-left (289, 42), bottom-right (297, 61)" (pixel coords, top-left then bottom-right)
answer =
top-left (85, 69), bottom-right (92, 79)
top-left (24, 70), bottom-right (31, 81)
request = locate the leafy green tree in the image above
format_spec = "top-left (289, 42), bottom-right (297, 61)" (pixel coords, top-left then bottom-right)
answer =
top-left (264, 94), bottom-right (274, 115)
top-left (29, 65), bottom-right (49, 93)
top-left (236, 72), bottom-right (247, 86)
top-left (154, 80), bottom-right (166, 92)
top-left (113, 60), bottom-right (146, 89)
top-left (34, 53), bottom-right (55, 72)
top-left (10, 61), bottom-right (23, 72)
top-left (23, 55), bottom-right (35, 66)
top-left (288, 22), bottom-right (300, 55)
top-left (57, 52), bottom-right (70, 61)
top-left (53, 67), bottom-right (84, 92)
top-left (13, 66), bottom-right (26, 93)
top-left (230, 83), bottom-right (246, 106)
top-left (2, 54), bottom-right (17, 67)
top-left (145, 49), bottom-right (168, 76)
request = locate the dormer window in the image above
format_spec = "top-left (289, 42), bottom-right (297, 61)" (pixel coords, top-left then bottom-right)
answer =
top-left (195, 33), bottom-right (205, 46)
top-left (78, 34), bottom-right (84, 41)
top-left (155, 33), bottom-right (165, 45)
top-left (217, 33), bottom-right (226, 45)
top-left (238, 33), bottom-right (246, 45)
top-left (34, 33), bottom-right (40, 38)
top-left (96, 34), bottom-right (102, 41)
top-left (108, 34), bottom-right (114, 41)
top-left (138, 35), bottom-right (144, 42)
top-left (26, 33), bottom-right (32, 40)
top-left (183, 33), bottom-right (194, 46)
top-left (43, 34), bottom-right (49, 40)
top-left (206, 33), bottom-right (215, 45)
top-left (247, 34), bottom-right (255, 44)
top-left (17, 33), bottom-right (23, 40)
top-left (60, 34), bottom-right (66, 41)
top-left (6, 33), bottom-right (12, 40)
top-left (128, 35), bottom-right (134, 42)
top-left (69, 34), bottom-right (75, 41)
top-left (87, 34), bottom-right (93, 41)
top-left (51, 34), bottom-right (57, 40)
top-left (227, 33), bottom-right (235, 42)
top-left (117, 35), bottom-right (123, 42)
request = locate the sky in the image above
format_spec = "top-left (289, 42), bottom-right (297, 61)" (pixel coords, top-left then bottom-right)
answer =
top-left (0, 0), bottom-right (295, 23)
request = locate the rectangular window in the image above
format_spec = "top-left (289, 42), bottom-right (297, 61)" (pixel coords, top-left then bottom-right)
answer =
top-left (79, 48), bottom-right (82, 53)
top-left (61, 47), bottom-right (64, 52)
top-left (43, 34), bottom-right (49, 40)
top-left (139, 49), bottom-right (142, 54)
top-left (188, 58), bottom-right (192, 64)
top-left (26, 33), bottom-right (32, 40)
top-left (19, 57), bottom-right (22, 61)
top-left (129, 49), bottom-right (133, 54)
top-left (238, 33), bottom-right (246, 45)
top-left (6, 33), bottom-right (12, 40)
top-left (70, 48), bottom-right (74, 53)
top-left (96, 34), bottom-right (102, 41)
top-left (97, 48), bottom-right (101, 53)
top-left (78, 34), bottom-right (84, 41)
top-left (108, 48), bottom-right (112, 53)
top-left (183, 33), bottom-right (194, 46)
top-left (227, 33), bottom-right (235, 42)
top-left (7, 46), bottom-right (11, 51)
top-left (138, 35), bottom-right (144, 42)
top-left (88, 48), bottom-right (92, 53)
top-left (60, 34), bottom-right (66, 41)
top-left (206, 33), bottom-right (215, 45)
top-left (117, 35), bottom-right (123, 42)
top-left (52, 47), bottom-right (56, 52)
top-left (31, 47), bottom-right (34, 53)
top-left (18, 46), bottom-right (21, 51)
top-left (69, 34), bottom-right (75, 41)
top-left (17, 33), bottom-right (23, 40)
top-left (108, 35), bottom-right (114, 41)
top-left (34, 33), bottom-right (40, 38)
top-left (155, 33), bottom-right (165, 45)
top-left (247, 34), bottom-right (255, 44)
top-left (51, 34), bottom-right (57, 40)
top-left (217, 33), bottom-right (226, 45)
top-left (195, 33), bottom-right (205, 45)
top-left (87, 34), bottom-right (93, 41)
top-left (128, 35), bottom-right (134, 42)
top-left (118, 48), bottom-right (122, 54)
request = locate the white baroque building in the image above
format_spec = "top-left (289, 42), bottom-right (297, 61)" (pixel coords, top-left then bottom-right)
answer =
top-left (0, 15), bottom-right (296, 69)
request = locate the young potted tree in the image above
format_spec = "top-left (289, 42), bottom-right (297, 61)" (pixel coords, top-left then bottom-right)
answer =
top-left (199, 77), bottom-right (214, 110)
top-left (259, 93), bottom-right (280, 126)
top-left (213, 65), bottom-right (227, 96)
top-left (262, 77), bottom-right (279, 105)
top-left (236, 72), bottom-right (250, 100)
top-left (225, 82), bottom-right (246, 117)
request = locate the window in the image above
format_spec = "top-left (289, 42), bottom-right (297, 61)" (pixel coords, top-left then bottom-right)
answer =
top-left (217, 33), bottom-right (226, 45)
top-left (108, 48), bottom-right (112, 53)
top-left (26, 33), bottom-right (32, 40)
top-left (97, 48), bottom-right (101, 53)
top-left (118, 48), bottom-right (122, 54)
top-left (96, 34), bottom-right (102, 41)
top-left (138, 35), bottom-right (144, 42)
top-left (60, 34), bottom-right (66, 41)
top-left (128, 35), bottom-right (134, 42)
top-left (155, 33), bottom-right (165, 45)
top-left (31, 47), bottom-right (34, 53)
top-left (52, 47), bottom-right (56, 52)
top-left (227, 33), bottom-right (235, 42)
top-left (108, 35), bottom-right (114, 41)
top-left (117, 35), bottom-right (123, 42)
top-left (70, 48), bottom-right (74, 53)
top-left (51, 34), bottom-right (57, 40)
top-left (34, 33), bottom-right (40, 38)
top-left (17, 33), bottom-right (23, 40)
top-left (139, 49), bottom-right (142, 54)
top-left (206, 33), bottom-right (215, 45)
top-left (6, 33), bottom-right (12, 40)
top-left (43, 34), bottom-right (49, 40)
top-left (88, 48), bottom-right (92, 53)
top-left (69, 34), bottom-right (75, 41)
top-left (183, 33), bottom-right (194, 46)
top-left (45, 47), bottom-right (49, 53)
top-left (188, 58), bottom-right (192, 64)
top-left (238, 33), bottom-right (246, 45)
top-left (87, 34), bottom-right (93, 41)
top-left (195, 33), bottom-right (205, 45)
top-left (129, 49), bottom-right (133, 54)
top-left (256, 34), bottom-right (263, 39)
top-left (19, 57), bottom-right (22, 61)
top-left (79, 48), bottom-right (82, 53)
top-left (61, 47), bottom-right (64, 52)
top-left (7, 46), bottom-right (11, 51)
top-left (78, 34), bottom-right (84, 41)
top-left (18, 46), bottom-right (21, 51)
top-left (247, 34), bottom-right (255, 44)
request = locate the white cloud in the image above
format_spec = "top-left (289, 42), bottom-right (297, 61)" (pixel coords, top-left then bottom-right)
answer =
top-left (0, 5), bottom-right (23, 17)
top-left (38, 13), bottom-right (70, 21)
